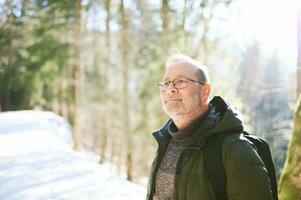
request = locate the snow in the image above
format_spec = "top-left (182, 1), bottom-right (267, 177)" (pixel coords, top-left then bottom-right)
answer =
top-left (0, 111), bottom-right (146, 200)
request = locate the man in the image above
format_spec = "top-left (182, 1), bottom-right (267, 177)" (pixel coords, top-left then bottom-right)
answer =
top-left (146, 54), bottom-right (272, 200)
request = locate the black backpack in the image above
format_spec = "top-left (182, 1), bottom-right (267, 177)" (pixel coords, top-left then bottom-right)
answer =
top-left (204, 131), bottom-right (278, 200)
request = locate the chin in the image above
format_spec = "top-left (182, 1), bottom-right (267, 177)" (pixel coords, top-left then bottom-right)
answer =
top-left (165, 109), bottom-right (185, 117)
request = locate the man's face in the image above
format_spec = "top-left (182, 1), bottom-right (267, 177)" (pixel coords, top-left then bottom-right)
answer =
top-left (160, 62), bottom-right (207, 118)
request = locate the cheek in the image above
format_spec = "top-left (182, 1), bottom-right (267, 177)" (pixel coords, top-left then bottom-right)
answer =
top-left (186, 91), bottom-right (202, 106)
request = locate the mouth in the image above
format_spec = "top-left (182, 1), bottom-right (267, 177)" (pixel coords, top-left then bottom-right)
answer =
top-left (166, 98), bottom-right (182, 103)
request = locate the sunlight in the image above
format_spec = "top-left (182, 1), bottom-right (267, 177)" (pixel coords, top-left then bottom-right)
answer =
top-left (238, 0), bottom-right (297, 60)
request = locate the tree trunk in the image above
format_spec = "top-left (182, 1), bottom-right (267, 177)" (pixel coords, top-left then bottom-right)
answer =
top-left (99, 0), bottom-right (111, 164)
top-left (159, 0), bottom-right (170, 125)
top-left (3, 0), bottom-right (13, 110)
top-left (161, 0), bottom-right (169, 71)
top-left (278, 8), bottom-right (301, 199)
top-left (73, 0), bottom-right (82, 151)
top-left (119, 0), bottom-right (132, 180)
top-left (297, 7), bottom-right (301, 96)
top-left (279, 95), bottom-right (301, 200)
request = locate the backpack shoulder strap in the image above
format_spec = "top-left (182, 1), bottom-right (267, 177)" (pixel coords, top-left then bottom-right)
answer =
top-left (204, 133), bottom-right (227, 200)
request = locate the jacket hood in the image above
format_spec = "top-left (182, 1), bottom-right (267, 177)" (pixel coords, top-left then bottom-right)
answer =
top-left (153, 96), bottom-right (244, 147)
top-left (209, 96), bottom-right (244, 134)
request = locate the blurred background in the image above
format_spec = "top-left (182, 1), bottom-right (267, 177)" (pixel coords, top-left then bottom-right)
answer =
top-left (0, 0), bottom-right (299, 191)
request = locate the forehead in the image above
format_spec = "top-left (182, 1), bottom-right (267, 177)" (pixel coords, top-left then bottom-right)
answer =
top-left (163, 62), bottom-right (198, 80)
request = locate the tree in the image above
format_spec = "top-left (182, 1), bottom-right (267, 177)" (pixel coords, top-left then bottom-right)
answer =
top-left (0, 0), bottom-right (30, 110)
top-left (0, 0), bottom-right (75, 111)
top-left (72, 0), bottom-right (82, 151)
top-left (99, 0), bottom-right (111, 164)
top-left (236, 41), bottom-right (261, 124)
top-left (279, 96), bottom-right (301, 200)
top-left (297, 6), bottom-right (301, 95)
top-left (278, 5), bottom-right (301, 199)
top-left (161, 0), bottom-right (169, 72)
top-left (119, 0), bottom-right (132, 180)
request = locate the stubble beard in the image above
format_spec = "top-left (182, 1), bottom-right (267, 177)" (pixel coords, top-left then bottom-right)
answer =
top-left (163, 94), bottom-right (201, 122)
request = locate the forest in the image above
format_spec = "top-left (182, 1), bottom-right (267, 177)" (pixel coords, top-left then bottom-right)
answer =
top-left (0, 0), bottom-right (300, 198)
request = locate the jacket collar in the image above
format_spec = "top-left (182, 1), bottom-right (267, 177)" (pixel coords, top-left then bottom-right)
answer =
top-left (152, 119), bottom-right (172, 144)
top-left (153, 96), bottom-right (244, 147)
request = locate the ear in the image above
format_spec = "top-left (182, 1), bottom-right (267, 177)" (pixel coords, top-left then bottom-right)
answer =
top-left (202, 84), bottom-right (211, 102)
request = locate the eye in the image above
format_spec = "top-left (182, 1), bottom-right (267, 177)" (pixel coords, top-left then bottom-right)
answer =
top-left (163, 81), bottom-right (170, 87)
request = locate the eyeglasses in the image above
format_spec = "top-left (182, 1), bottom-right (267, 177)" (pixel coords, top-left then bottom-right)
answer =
top-left (158, 77), bottom-right (205, 91)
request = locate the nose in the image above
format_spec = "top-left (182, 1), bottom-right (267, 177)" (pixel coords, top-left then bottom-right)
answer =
top-left (166, 83), bottom-right (177, 94)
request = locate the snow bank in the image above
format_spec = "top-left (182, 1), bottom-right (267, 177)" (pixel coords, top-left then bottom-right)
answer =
top-left (0, 111), bottom-right (146, 200)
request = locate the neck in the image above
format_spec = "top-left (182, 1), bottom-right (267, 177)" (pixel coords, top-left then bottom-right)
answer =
top-left (172, 105), bottom-right (209, 130)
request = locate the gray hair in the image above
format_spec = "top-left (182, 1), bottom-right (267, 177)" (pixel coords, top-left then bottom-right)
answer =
top-left (165, 54), bottom-right (210, 84)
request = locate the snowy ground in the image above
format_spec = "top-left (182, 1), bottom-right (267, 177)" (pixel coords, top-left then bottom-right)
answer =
top-left (0, 111), bottom-right (146, 200)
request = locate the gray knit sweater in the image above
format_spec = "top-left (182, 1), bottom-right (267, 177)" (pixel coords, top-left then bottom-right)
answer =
top-left (153, 105), bottom-right (221, 200)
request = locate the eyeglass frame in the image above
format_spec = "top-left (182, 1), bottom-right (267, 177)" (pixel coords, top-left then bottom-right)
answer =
top-left (158, 77), bottom-right (205, 91)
